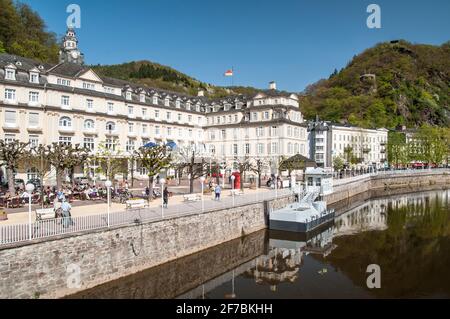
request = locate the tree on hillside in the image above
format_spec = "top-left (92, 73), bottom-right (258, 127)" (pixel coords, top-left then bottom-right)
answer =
top-left (134, 145), bottom-right (172, 202)
top-left (0, 139), bottom-right (29, 195)
top-left (0, 0), bottom-right (59, 62)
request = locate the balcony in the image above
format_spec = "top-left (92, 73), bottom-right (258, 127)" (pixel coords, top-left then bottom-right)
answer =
top-left (105, 130), bottom-right (119, 137)
top-left (58, 126), bottom-right (75, 134)
top-left (2, 123), bottom-right (20, 132)
top-left (27, 126), bottom-right (43, 133)
top-left (83, 127), bottom-right (98, 135)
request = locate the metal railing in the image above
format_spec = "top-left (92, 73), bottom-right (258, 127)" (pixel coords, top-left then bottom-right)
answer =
top-left (0, 188), bottom-right (294, 247)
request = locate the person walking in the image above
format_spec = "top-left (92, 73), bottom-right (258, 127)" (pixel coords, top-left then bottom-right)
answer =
top-left (214, 184), bottom-right (221, 201)
top-left (163, 186), bottom-right (169, 208)
top-left (61, 199), bottom-right (73, 228)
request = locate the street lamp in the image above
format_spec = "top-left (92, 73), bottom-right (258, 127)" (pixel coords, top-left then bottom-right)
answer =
top-left (26, 183), bottom-right (35, 241)
top-left (105, 180), bottom-right (112, 227)
top-left (274, 173), bottom-right (278, 199)
top-left (160, 178), bottom-right (166, 218)
top-left (230, 175), bottom-right (236, 207)
top-left (200, 176), bottom-right (206, 212)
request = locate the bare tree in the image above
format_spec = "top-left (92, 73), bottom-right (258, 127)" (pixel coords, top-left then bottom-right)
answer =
top-left (47, 143), bottom-right (90, 189)
top-left (21, 145), bottom-right (52, 207)
top-left (134, 145), bottom-right (172, 202)
top-left (234, 156), bottom-right (255, 191)
top-left (174, 145), bottom-right (208, 194)
top-left (251, 158), bottom-right (269, 188)
top-left (0, 139), bottom-right (29, 195)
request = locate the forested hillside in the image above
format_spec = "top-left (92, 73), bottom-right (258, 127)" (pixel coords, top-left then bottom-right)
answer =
top-left (300, 40), bottom-right (450, 128)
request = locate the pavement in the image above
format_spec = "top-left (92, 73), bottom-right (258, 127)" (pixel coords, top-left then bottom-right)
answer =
top-left (0, 186), bottom-right (294, 226)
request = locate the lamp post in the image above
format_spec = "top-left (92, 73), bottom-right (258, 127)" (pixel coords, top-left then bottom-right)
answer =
top-left (274, 173), bottom-right (278, 199)
top-left (26, 183), bottom-right (35, 241)
top-left (200, 176), bottom-right (205, 212)
top-left (160, 178), bottom-right (166, 218)
top-left (230, 175), bottom-right (236, 207)
top-left (105, 180), bottom-right (112, 227)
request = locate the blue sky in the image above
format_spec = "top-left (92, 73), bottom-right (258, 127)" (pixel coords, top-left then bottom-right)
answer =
top-left (21, 0), bottom-right (450, 92)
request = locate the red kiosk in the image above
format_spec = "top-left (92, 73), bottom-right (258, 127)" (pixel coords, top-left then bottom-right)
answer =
top-left (232, 172), bottom-right (241, 190)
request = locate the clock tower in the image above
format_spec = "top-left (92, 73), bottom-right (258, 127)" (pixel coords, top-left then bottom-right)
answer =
top-left (59, 27), bottom-right (84, 65)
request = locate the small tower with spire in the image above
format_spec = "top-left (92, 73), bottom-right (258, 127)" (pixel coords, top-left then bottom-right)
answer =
top-left (59, 27), bottom-right (84, 65)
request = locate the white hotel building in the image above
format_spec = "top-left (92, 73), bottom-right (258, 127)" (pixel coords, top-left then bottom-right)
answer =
top-left (0, 28), bottom-right (310, 183)
top-left (308, 119), bottom-right (388, 169)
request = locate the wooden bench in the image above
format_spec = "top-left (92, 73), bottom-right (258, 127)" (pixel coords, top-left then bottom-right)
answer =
top-left (125, 199), bottom-right (148, 210)
top-left (35, 208), bottom-right (55, 221)
top-left (230, 189), bottom-right (244, 196)
top-left (183, 194), bottom-right (201, 202)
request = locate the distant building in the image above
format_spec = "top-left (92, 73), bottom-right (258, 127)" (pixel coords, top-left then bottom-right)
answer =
top-left (308, 118), bottom-right (388, 169)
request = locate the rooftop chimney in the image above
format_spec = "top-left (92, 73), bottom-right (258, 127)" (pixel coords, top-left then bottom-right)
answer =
top-left (197, 89), bottom-right (204, 97)
top-left (269, 81), bottom-right (277, 90)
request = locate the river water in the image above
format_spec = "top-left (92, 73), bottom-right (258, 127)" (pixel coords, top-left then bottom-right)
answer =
top-left (68, 190), bottom-right (450, 299)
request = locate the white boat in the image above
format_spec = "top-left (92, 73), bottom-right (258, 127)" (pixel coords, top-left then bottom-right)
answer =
top-left (269, 191), bottom-right (335, 233)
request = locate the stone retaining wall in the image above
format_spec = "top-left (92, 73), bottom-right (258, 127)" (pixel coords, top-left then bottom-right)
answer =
top-left (0, 196), bottom-right (287, 299)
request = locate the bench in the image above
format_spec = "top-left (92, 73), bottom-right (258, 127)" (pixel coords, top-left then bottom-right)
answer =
top-left (35, 208), bottom-right (55, 221)
top-left (183, 194), bottom-right (201, 202)
top-left (230, 189), bottom-right (244, 196)
top-left (125, 199), bottom-right (148, 210)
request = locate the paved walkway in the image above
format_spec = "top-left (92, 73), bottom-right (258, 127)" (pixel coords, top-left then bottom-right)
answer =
top-left (0, 187), bottom-right (294, 226)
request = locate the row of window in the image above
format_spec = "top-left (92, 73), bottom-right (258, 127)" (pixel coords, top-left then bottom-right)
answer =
top-left (3, 88), bottom-right (205, 124)
top-left (208, 142), bottom-right (306, 156)
top-left (208, 126), bottom-right (306, 140)
top-left (333, 133), bottom-right (386, 143)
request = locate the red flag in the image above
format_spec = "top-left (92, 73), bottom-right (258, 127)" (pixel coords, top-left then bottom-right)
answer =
top-left (224, 69), bottom-right (233, 77)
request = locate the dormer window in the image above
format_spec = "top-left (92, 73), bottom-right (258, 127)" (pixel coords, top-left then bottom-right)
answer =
top-left (176, 100), bottom-right (181, 108)
top-left (83, 82), bottom-right (95, 90)
top-left (126, 91), bottom-right (132, 100)
top-left (164, 98), bottom-right (170, 107)
top-left (140, 94), bottom-right (146, 103)
top-left (29, 72), bottom-right (39, 84)
top-left (153, 96), bottom-right (158, 104)
top-left (186, 102), bottom-right (191, 111)
top-left (57, 78), bottom-right (71, 86)
top-left (5, 68), bottom-right (16, 80)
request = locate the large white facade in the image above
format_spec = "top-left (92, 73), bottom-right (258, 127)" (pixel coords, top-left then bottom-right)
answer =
top-left (308, 120), bottom-right (388, 169)
top-left (0, 29), bottom-right (310, 182)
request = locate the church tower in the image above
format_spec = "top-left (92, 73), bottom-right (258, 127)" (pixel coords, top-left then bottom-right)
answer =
top-left (59, 27), bottom-right (84, 65)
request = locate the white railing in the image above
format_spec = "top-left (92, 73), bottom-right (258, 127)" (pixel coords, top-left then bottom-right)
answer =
top-left (0, 188), bottom-right (294, 247)
top-left (333, 168), bottom-right (450, 186)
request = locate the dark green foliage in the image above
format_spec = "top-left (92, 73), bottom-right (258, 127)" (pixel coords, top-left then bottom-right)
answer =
top-left (301, 40), bottom-right (450, 128)
top-left (0, 0), bottom-right (59, 62)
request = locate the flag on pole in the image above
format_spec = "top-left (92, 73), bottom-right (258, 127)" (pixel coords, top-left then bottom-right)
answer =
top-left (224, 69), bottom-right (233, 77)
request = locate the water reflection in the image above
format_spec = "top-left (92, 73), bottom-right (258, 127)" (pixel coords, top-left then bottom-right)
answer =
top-left (68, 190), bottom-right (450, 299)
